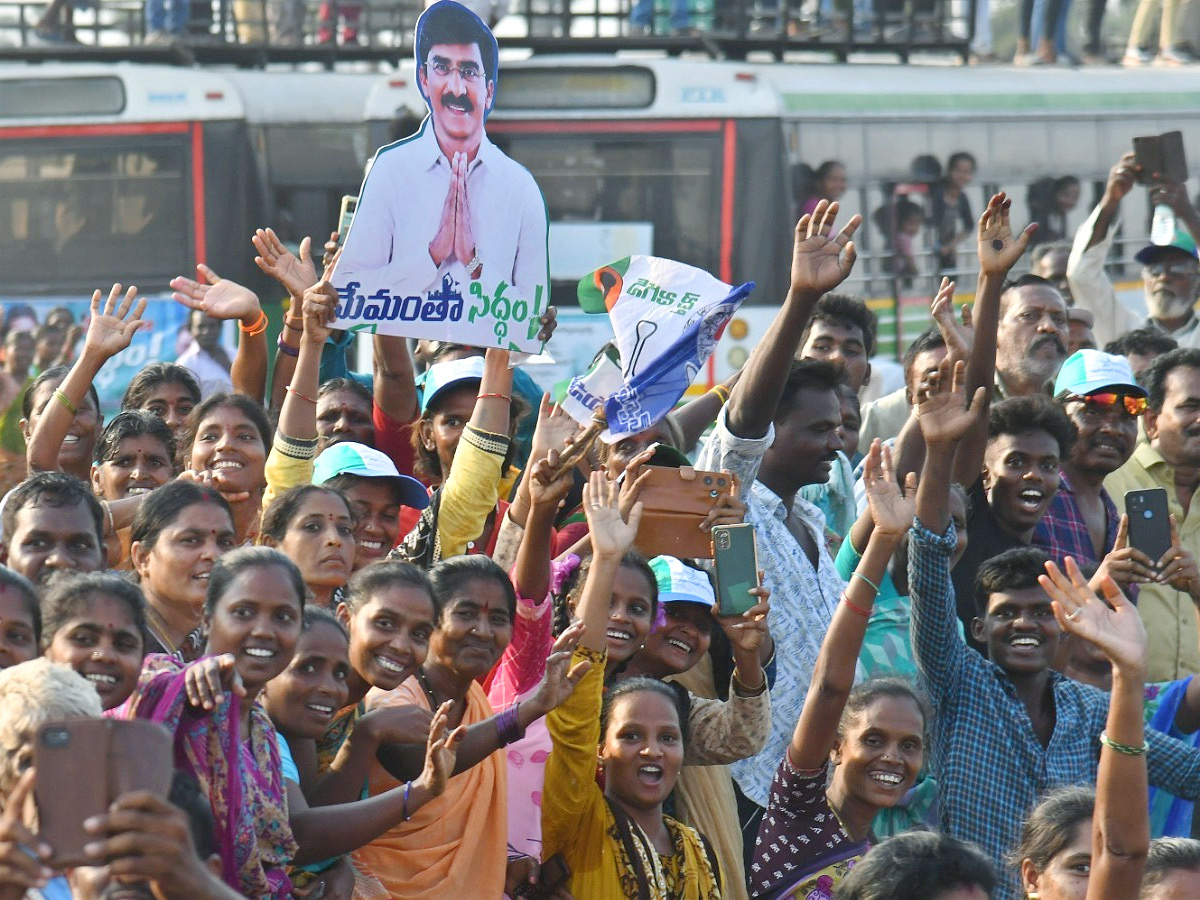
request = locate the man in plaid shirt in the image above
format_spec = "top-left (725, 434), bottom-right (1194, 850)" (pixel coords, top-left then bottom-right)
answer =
top-left (910, 355), bottom-right (1200, 899)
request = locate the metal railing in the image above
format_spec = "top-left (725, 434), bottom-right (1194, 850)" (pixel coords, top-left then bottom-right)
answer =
top-left (0, 0), bottom-right (974, 64)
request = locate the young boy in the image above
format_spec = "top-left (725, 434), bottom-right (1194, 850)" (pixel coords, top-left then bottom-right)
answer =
top-left (910, 358), bottom-right (1200, 898)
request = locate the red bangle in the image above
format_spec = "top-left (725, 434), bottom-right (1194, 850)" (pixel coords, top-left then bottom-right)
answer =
top-left (286, 384), bottom-right (318, 404)
top-left (477, 392), bottom-right (511, 402)
top-left (842, 594), bottom-right (872, 618)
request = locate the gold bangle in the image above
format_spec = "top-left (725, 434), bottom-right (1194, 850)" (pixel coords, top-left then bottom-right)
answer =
top-left (53, 389), bottom-right (77, 415)
top-left (731, 670), bottom-right (767, 697)
top-left (711, 384), bottom-right (730, 405)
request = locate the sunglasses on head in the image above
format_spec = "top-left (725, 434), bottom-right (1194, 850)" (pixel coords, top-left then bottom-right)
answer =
top-left (1064, 392), bottom-right (1147, 416)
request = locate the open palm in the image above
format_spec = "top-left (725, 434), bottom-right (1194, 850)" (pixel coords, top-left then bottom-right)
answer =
top-left (916, 357), bottom-right (986, 446)
top-left (1041, 558), bottom-right (1146, 673)
top-left (790, 200), bottom-right (862, 296)
top-left (977, 192), bottom-right (1035, 276)
top-left (172, 264), bottom-right (261, 323)
top-left (584, 470), bottom-right (641, 559)
top-left (863, 440), bottom-right (916, 538)
top-left (86, 283), bottom-right (146, 359)
top-left (253, 227), bottom-right (317, 299)
top-left (929, 277), bottom-right (972, 362)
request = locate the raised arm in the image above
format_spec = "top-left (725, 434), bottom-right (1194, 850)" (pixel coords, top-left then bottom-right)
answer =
top-left (726, 201), bottom-right (861, 440)
top-left (910, 357), bottom-right (988, 697)
top-left (790, 440), bottom-right (911, 768)
top-left (373, 334), bottom-right (418, 427)
top-left (1039, 559), bottom-right (1149, 900)
top-left (253, 228), bottom-right (320, 412)
top-left (434, 348), bottom-right (515, 560)
top-left (27, 284), bottom-right (145, 473)
top-left (951, 193), bottom-right (1035, 487)
top-left (171, 264), bottom-right (268, 403)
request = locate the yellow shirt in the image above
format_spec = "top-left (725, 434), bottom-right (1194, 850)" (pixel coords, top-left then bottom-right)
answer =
top-left (1105, 441), bottom-right (1200, 680)
top-left (542, 648), bottom-right (721, 900)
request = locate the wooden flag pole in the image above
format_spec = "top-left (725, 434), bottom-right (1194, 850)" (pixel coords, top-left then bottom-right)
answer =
top-left (546, 408), bottom-right (607, 481)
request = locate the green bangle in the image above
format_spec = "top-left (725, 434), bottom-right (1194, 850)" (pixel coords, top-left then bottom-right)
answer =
top-left (851, 571), bottom-right (881, 595)
top-left (1099, 731), bottom-right (1148, 756)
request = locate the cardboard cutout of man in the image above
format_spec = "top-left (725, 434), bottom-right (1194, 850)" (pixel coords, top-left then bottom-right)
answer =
top-left (334, 0), bottom-right (549, 346)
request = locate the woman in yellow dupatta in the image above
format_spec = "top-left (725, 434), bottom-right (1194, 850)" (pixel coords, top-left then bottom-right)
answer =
top-left (542, 473), bottom-right (725, 900)
top-left (352, 554), bottom-right (585, 899)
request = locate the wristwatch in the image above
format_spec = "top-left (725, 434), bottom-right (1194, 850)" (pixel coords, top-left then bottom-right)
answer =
top-left (466, 251), bottom-right (483, 280)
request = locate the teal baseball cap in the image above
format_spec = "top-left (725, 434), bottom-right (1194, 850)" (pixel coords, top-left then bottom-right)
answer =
top-left (312, 441), bottom-right (430, 510)
top-left (1135, 227), bottom-right (1200, 264)
top-left (649, 555), bottom-right (716, 608)
top-left (421, 356), bottom-right (486, 415)
top-left (1054, 349), bottom-right (1146, 399)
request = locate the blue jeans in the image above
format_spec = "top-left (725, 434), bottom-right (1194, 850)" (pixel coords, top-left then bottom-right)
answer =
top-left (631, 0), bottom-right (689, 30)
top-left (145, 0), bottom-right (190, 32)
top-left (1030, 0), bottom-right (1070, 50)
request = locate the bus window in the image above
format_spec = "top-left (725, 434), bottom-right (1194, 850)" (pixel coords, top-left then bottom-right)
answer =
top-left (492, 128), bottom-right (723, 304)
top-left (0, 141), bottom-right (190, 296)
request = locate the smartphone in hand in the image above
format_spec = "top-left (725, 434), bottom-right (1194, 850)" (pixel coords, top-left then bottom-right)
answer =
top-left (34, 719), bottom-right (173, 868)
top-left (712, 523), bottom-right (760, 617)
top-left (1125, 488), bottom-right (1172, 566)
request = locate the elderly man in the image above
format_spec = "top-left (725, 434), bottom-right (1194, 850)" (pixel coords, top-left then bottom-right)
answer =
top-left (1106, 348), bottom-right (1200, 680)
top-left (1068, 152), bottom-right (1200, 350)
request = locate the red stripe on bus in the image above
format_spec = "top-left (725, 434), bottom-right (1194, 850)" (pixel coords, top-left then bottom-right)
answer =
top-left (487, 119), bottom-right (723, 134)
top-left (0, 122), bottom-right (191, 138)
top-left (720, 119), bottom-right (735, 283)
top-left (191, 122), bottom-right (206, 265)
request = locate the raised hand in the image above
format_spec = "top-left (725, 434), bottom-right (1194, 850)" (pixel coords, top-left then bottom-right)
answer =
top-left (301, 280), bottom-right (339, 346)
top-left (413, 701), bottom-right (466, 799)
top-left (716, 590), bottom-right (770, 655)
top-left (171, 264), bottom-right (262, 327)
top-left (1040, 557), bottom-right (1146, 676)
top-left (1104, 152), bottom-right (1139, 206)
top-left (322, 231), bottom-right (341, 271)
top-left (530, 393), bottom-right (584, 465)
top-left (0, 769), bottom-right (52, 900)
top-left (525, 622), bottom-right (592, 718)
top-left (930, 277), bottom-right (972, 362)
top-left (528, 449), bottom-right (577, 511)
top-left (184, 652), bottom-right (246, 711)
top-left (84, 283), bottom-right (147, 361)
top-left (863, 440), bottom-right (916, 539)
top-left (789, 200), bottom-right (862, 298)
top-left (584, 469), bottom-right (642, 560)
top-left (700, 481), bottom-right (745, 533)
top-left (915, 357), bottom-right (987, 447)
top-left (253, 228), bottom-right (317, 299)
top-left (1092, 515), bottom-right (1156, 589)
top-left (536, 305), bottom-right (558, 345)
top-left (977, 192), bottom-right (1036, 277)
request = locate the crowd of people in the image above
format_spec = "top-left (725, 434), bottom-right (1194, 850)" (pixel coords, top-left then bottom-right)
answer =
top-left (1, 145), bottom-right (1200, 900)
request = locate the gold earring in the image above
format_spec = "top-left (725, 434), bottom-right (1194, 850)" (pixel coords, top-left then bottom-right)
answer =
top-left (1028, 892), bottom-right (1040, 899)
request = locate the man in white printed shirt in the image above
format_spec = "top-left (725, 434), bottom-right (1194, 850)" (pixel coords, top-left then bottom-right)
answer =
top-left (696, 201), bottom-right (862, 853)
top-left (336, 0), bottom-right (548, 306)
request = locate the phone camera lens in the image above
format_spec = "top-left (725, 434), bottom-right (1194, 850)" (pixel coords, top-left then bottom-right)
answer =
top-left (42, 728), bottom-right (69, 748)
top-left (1145, 509), bottom-right (1154, 519)
top-left (703, 476), bottom-right (713, 485)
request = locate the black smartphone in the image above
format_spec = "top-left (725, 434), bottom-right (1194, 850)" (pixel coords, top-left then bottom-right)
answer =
top-left (511, 853), bottom-right (571, 899)
top-left (1125, 488), bottom-right (1172, 565)
top-left (1133, 134), bottom-right (1162, 185)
